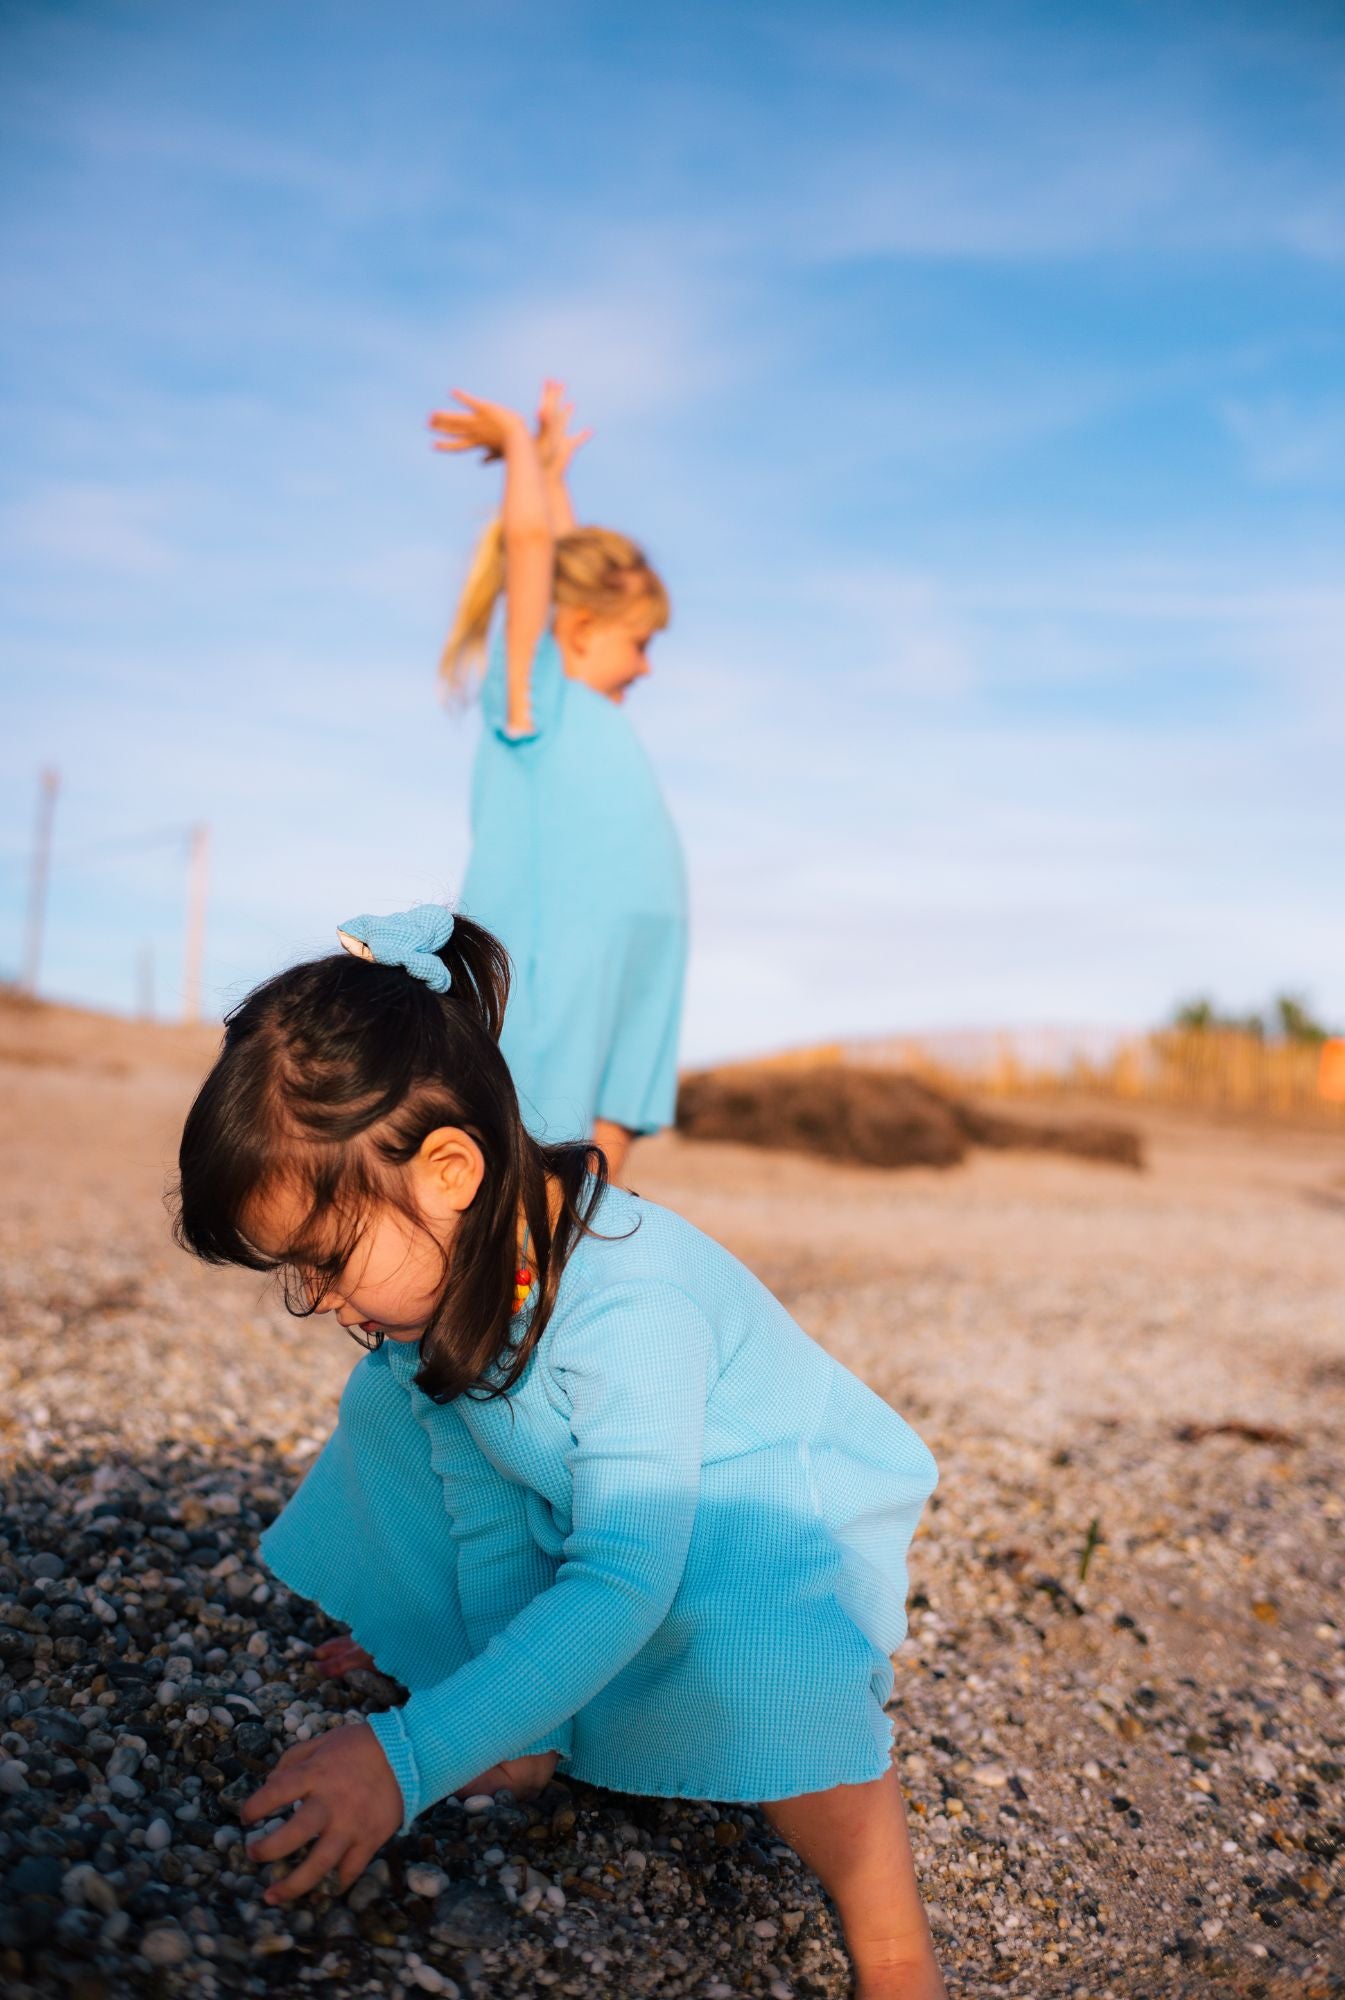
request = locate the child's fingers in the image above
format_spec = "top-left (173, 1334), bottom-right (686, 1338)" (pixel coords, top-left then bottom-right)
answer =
top-left (247, 1797), bottom-right (327, 1865)
top-left (338, 1844), bottom-right (374, 1894)
top-left (241, 1761), bottom-right (319, 1824)
top-left (313, 1638), bottom-right (372, 1675)
top-left (264, 1830), bottom-right (350, 1906)
top-left (272, 1737), bottom-right (322, 1774)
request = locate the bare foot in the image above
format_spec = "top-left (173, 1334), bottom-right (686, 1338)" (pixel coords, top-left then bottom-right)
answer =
top-left (454, 1751), bottom-right (559, 1802)
top-left (312, 1637), bottom-right (376, 1679)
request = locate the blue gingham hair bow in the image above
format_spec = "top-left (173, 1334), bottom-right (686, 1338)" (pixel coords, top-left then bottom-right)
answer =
top-left (336, 904), bottom-right (456, 993)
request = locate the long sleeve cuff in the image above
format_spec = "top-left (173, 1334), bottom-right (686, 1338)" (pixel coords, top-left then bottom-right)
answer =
top-left (367, 1704), bottom-right (575, 1834)
top-left (367, 1706), bottom-right (423, 1834)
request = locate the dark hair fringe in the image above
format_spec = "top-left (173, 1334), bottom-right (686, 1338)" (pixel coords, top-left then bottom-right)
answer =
top-left (171, 914), bottom-right (608, 1403)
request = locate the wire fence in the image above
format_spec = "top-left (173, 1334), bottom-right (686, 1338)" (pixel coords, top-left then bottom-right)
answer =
top-left (1, 770), bottom-right (209, 1020)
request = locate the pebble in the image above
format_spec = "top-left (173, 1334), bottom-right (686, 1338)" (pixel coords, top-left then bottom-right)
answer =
top-left (406, 1864), bottom-right (449, 1898)
top-left (462, 1793), bottom-right (493, 1813)
top-left (347, 1871), bottom-right (384, 1914)
top-left (0, 1087), bottom-right (1340, 2000)
top-left (61, 1863), bottom-right (119, 1914)
top-left (408, 1964), bottom-right (453, 1993)
top-left (141, 1922), bottom-right (192, 1967)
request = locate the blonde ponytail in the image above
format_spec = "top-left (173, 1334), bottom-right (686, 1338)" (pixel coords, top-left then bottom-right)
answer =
top-left (439, 517), bottom-right (506, 694)
top-left (552, 527), bottom-right (670, 631)
top-left (439, 520), bottom-right (670, 697)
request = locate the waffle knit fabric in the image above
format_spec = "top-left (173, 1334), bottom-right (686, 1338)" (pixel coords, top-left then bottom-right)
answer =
top-left (459, 629), bottom-right (687, 1143)
top-left (261, 1186), bottom-right (937, 1829)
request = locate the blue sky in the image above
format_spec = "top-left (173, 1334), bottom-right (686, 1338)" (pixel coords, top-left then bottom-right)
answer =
top-left (1, 0), bottom-right (1342, 1060)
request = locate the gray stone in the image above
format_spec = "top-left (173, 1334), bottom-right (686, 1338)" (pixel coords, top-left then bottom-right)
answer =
top-left (141, 1920), bottom-right (192, 1966)
top-left (432, 1882), bottom-right (511, 1948)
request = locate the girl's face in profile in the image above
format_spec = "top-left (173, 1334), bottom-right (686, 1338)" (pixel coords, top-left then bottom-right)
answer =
top-left (245, 1131), bottom-right (484, 1343)
top-left (556, 601), bottom-right (660, 704)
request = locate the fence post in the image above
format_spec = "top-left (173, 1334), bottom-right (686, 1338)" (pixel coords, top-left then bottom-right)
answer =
top-left (22, 768), bottom-right (60, 997)
top-left (182, 823), bottom-right (210, 1023)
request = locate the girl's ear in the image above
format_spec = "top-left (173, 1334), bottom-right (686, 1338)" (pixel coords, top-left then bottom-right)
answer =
top-left (554, 604), bottom-right (595, 659)
top-left (413, 1126), bottom-right (486, 1218)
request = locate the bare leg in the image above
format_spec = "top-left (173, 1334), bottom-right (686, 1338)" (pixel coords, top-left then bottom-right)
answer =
top-left (592, 1118), bottom-right (635, 1185)
top-left (762, 1768), bottom-right (946, 2000)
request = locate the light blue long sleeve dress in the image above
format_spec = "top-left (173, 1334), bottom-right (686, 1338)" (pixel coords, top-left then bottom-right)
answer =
top-left (261, 1187), bottom-right (937, 1829)
top-left (458, 631), bottom-right (688, 1144)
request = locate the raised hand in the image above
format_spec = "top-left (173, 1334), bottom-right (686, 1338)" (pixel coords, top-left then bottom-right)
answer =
top-left (243, 1722), bottom-right (403, 1904)
top-left (429, 389), bottom-right (529, 463)
top-left (535, 378), bottom-right (591, 478)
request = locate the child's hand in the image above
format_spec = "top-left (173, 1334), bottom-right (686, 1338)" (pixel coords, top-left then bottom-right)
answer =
top-left (535, 378), bottom-right (591, 477)
top-left (312, 1636), bottom-right (376, 1680)
top-left (429, 390), bottom-right (529, 464)
top-left (242, 1722), bottom-right (403, 1904)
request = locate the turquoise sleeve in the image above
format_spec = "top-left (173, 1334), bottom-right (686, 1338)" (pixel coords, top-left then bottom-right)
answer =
top-left (416, 1400), bottom-right (574, 1775)
top-left (370, 1283), bottom-right (713, 1823)
top-left (479, 628), bottom-right (566, 743)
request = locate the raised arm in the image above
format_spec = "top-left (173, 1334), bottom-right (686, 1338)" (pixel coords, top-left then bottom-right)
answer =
top-left (430, 390), bottom-right (553, 735)
top-left (534, 377), bottom-right (591, 536)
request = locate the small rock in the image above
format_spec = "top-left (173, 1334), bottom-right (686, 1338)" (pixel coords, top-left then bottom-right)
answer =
top-left (432, 1881), bottom-right (511, 1947)
top-left (141, 1922), bottom-right (192, 1966)
top-left (347, 1872), bottom-right (384, 1914)
top-left (462, 1793), bottom-right (493, 1814)
top-left (0, 1758), bottom-right (30, 1794)
top-left (406, 1864), bottom-right (450, 1897)
top-left (145, 1817), bottom-right (172, 1852)
top-left (61, 1864), bottom-right (119, 1914)
top-left (409, 1965), bottom-right (452, 1994)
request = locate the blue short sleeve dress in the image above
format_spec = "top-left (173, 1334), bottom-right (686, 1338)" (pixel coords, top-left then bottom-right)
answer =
top-left (458, 632), bottom-right (688, 1144)
top-left (261, 1188), bottom-right (938, 1827)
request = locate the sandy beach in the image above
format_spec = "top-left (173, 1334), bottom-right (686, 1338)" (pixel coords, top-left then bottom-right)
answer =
top-left (1, 994), bottom-right (1342, 1998)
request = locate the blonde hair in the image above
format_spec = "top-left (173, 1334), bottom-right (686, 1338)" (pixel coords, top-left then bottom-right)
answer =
top-left (439, 521), bottom-right (671, 694)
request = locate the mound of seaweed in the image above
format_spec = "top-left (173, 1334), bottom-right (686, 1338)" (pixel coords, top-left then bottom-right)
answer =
top-left (676, 1064), bottom-right (1143, 1172)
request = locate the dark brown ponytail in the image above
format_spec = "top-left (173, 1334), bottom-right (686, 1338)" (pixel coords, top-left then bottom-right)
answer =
top-left (173, 914), bottom-right (606, 1403)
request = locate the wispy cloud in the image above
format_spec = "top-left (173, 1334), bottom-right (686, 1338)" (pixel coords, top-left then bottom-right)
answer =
top-left (1, 1), bottom-right (1342, 1045)
top-left (1, 482), bottom-right (180, 576)
top-left (1220, 394), bottom-right (1345, 486)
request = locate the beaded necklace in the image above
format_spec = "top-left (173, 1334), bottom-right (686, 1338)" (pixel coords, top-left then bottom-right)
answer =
top-left (513, 1225), bottom-right (535, 1316)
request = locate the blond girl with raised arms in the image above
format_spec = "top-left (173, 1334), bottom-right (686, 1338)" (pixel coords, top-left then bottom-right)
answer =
top-left (438, 381), bottom-right (685, 1185)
